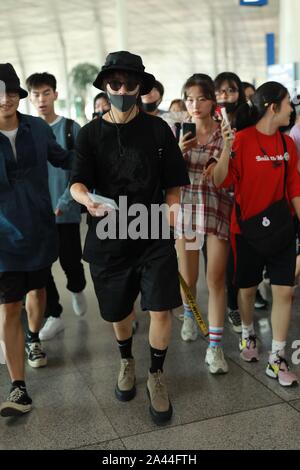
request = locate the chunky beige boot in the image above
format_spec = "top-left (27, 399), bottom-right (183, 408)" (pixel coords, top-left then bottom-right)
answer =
top-left (115, 358), bottom-right (136, 401)
top-left (147, 370), bottom-right (172, 424)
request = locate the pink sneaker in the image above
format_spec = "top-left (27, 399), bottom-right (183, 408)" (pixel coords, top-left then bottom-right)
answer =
top-left (266, 355), bottom-right (299, 387)
top-left (239, 335), bottom-right (259, 362)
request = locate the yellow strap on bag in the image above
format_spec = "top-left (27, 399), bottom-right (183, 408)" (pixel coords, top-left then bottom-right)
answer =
top-left (178, 272), bottom-right (209, 337)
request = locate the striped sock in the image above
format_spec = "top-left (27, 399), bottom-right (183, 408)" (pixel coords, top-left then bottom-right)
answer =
top-left (209, 326), bottom-right (223, 348)
top-left (183, 302), bottom-right (194, 319)
top-left (242, 323), bottom-right (255, 340)
top-left (270, 339), bottom-right (286, 363)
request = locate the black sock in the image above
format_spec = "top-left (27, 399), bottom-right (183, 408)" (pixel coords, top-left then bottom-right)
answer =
top-left (12, 380), bottom-right (26, 390)
top-left (150, 346), bottom-right (168, 373)
top-left (26, 330), bottom-right (39, 343)
top-left (117, 337), bottom-right (133, 359)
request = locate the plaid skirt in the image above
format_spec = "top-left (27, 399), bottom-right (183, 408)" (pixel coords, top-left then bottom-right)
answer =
top-left (176, 180), bottom-right (233, 241)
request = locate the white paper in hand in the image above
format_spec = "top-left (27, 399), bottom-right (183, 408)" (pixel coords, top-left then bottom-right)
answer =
top-left (87, 192), bottom-right (118, 210)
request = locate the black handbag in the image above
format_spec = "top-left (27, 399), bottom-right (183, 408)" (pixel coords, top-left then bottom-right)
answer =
top-left (235, 133), bottom-right (295, 257)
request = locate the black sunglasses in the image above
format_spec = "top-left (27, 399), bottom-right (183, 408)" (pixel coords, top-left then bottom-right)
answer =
top-left (107, 79), bottom-right (140, 92)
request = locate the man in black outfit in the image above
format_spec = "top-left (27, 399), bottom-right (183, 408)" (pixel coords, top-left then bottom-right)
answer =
top-left (70, 51), bottom-right (189, 425)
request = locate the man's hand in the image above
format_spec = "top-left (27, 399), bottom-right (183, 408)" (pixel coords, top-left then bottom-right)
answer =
top-left (86, 199), bottom-right (113, 217)
top-left (70, 184), bottom-right (114, 217)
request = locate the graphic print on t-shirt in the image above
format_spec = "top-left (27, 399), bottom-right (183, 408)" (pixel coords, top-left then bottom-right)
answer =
top-left (106, 144), bottom-right (153, 196)
top-left (221, 126), bottom-right (300, 234)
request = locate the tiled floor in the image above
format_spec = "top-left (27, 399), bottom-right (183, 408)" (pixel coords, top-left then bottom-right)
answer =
top-left (1, 247), bottom-right (300, 450)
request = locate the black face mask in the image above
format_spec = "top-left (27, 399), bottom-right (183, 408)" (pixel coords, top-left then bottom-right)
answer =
top-left (107, 92), bottom-right (137, 112)
top-left (219, 101), bottom-right (239, 114)
top-left (92, 111), bottom-right (104, 119)
top-left (141, 101), bottom-right (158, 113)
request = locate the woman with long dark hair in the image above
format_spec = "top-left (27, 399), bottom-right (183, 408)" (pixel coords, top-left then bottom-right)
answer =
top-left (213, 81), bottom-right (300, 387)
top-left (215, 72), bottom-right (246, 127)
top-left (177, 73), bottom-right (232, 374)
top-left (214, 73), bottom-right (247, 332)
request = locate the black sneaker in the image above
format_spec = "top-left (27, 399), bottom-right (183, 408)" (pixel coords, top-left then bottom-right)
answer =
top-left (25, 341), bottom-right (47, 368)
top-left (0, 386), bottom-right (32, 417)
top-left (227, 309), bottom-right (242, 333)
top-left (255, 290), bottom-right (268, 309)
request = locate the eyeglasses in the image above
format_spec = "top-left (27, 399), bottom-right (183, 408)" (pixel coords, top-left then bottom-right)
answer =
top-left (215, 88), bottom-right (238, 97)
top-left (107, 79), bottom-right (140, 92)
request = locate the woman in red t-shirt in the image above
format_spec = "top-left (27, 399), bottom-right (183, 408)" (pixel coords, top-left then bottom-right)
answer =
top-left (213, 81), bottom-right (300, 388)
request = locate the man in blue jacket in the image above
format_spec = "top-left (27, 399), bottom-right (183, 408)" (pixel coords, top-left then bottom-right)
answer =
top-left (0, 64), bottom-right (71, 417)
top-left (26, 73), bottom-right (87, 341)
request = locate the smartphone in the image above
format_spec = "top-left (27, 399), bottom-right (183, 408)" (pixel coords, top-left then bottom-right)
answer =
top-left (220, 107), bottom-right (230, 126)
top-left (182, 122), bottom-right (196, 139)
top-left (219, 106), bottom-right (233, 138)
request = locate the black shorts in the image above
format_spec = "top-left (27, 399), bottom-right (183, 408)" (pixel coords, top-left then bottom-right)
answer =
top-left (90, 240), bottom-right (182, 322)
top-left (233, 234), bottom-right (296, 288)
top-left (0, 267), bottom-right (50, 305)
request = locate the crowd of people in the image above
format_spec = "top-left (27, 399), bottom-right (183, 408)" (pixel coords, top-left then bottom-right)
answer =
top-left (1, 50), bottom-right (300, 424)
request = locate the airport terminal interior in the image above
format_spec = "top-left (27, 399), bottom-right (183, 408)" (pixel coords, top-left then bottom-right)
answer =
top-left (1, 0), bottom-right (300, 452)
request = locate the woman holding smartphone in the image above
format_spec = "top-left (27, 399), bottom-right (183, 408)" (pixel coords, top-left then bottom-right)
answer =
top-left (177, 73), bottom-right (232, 374)
top-left (214, 72), bottom-right (268, 332)
top-left (213, 82), bottom-right (300, 387)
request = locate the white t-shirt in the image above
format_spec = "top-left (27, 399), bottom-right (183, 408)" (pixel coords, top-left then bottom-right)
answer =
top-left (49, 115), bottom-right (63, 127)
top-left (0, 128), bottom-right (18, 160)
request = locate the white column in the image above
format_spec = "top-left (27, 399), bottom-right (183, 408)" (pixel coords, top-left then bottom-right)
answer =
top-left (209, 4), bottom-right (218, 77)
top-left (52, 0), bottom-right (71, 116)
top-left (279, 0), bottom-right (300, 64)
top-left (92, 0), bottom-right (106, 65)
top-left (116, 0), bottom-right (128, 50)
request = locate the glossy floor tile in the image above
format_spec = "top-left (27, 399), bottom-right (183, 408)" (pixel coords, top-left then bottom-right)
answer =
top-left (1, 242), bottom-right (300, 449)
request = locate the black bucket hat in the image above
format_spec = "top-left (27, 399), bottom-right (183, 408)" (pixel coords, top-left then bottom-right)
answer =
top-left (93, 51), bottom-right (155, 95)
top-left (0, 63), bottom-right (28, 99)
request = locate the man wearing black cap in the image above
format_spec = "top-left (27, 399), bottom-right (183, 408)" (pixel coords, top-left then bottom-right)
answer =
top-left (0, 64), bottom-right (71, 417)
top-left (70, 51), bottom-right (190, 425)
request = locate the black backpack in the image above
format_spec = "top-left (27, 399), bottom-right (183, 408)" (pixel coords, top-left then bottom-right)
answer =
top-left (65, 118), bottom-right (75, 151)
top-left (65, 118), bottom-right (88, 213)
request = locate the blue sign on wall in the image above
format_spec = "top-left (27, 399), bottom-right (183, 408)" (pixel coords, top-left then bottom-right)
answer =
top-left (266, 33), bottom-right (275, 66)
top-left (240, 0), bottom-right (268, 5)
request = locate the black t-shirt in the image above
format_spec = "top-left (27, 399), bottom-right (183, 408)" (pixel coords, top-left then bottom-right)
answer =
top-left (71, 112), bottom-right (190, 260)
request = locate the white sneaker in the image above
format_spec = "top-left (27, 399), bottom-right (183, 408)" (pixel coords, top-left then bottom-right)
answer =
top-left (71, 291), bottom-right (87, 316)
top-left (39, 316), bottom-right (65, 341)
top-left (181, 316), bottom-right (198, 342)
top-left (205, 346), bottom-right (229, 374)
